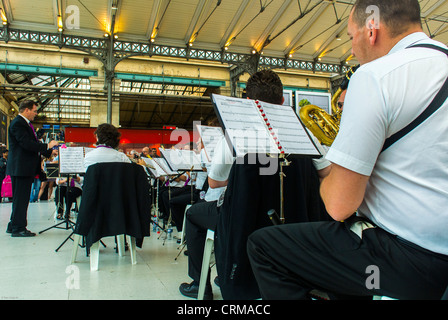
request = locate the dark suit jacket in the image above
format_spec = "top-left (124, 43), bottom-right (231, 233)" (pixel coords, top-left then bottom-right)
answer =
top-left (74, 162), bottom-right (152, 249)
top-left (6, 115), bottom-right (51, 177)
top-left (215, 155), bottom-right (331, 300)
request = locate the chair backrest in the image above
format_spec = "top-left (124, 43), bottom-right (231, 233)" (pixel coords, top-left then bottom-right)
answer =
top-left (74, 162), bottom-right (151, 249)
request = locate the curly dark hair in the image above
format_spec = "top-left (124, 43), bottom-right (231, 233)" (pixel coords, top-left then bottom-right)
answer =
top-left (94, 123), bottom-right (121, 149)
top-left (245, 70), bottom-right (284, 105)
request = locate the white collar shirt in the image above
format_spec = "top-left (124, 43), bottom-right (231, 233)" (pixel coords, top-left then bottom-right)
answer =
top-left (325, 32), bottom-right (448, 255)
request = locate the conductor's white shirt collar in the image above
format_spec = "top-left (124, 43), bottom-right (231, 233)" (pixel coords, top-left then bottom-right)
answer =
top-left (19, 114), bottom-right (30, 124)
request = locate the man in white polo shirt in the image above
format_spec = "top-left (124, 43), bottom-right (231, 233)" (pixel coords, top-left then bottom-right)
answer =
top-left (248, 0), bottom-right (448, 300)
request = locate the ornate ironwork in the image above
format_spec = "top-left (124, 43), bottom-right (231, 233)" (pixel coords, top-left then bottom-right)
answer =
top-left (0, 27), bottom-right (348, 75)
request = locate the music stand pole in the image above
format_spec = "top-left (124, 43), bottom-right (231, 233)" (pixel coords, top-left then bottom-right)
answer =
top-left (279, 155), bottom-right (291, 224)
top-left (39, 173), bottom-right (76, 235)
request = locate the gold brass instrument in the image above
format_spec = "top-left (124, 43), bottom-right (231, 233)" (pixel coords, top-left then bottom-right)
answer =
top-left (299, 65), bottom-right (359, 146)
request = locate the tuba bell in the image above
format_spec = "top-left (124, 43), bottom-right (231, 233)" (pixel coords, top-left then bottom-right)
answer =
top-left (299, 65), bottom-right (359, 146)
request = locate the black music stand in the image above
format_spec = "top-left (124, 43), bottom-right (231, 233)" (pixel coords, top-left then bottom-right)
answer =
top-left (39, 166), bottom-right (76, 232)
top-left (39, 172), bottom-right (80, 252)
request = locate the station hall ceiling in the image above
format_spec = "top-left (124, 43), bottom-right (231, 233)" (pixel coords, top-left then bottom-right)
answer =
top-left (1, 0), bottom-right (448, 129)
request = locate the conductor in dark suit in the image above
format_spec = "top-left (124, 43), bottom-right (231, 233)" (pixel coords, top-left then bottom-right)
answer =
top-left (6, 100), bottom-right (59, 237)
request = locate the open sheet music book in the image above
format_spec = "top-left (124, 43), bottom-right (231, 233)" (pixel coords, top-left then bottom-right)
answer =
top-left (211, 94), bottom-right (322, 158)
top-left (59, 147), bottom-right (94, 174)
top-left (196, 125), bottom-right (224, 162)
top-left (159, 148), bottom-right (203, 171)
top-left (143, 157), bottom-right (176, 178)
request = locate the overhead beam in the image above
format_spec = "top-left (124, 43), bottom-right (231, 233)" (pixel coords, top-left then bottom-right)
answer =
top-left (283, 2), bottom-right (330, 56)
top-left (254, 0), bottom-right (294, 52)
top-left (313, 19), bottom-right (348, 60)
top-left (146, 0), bottom-right (171, 41)
top-left (219, 0), bottom-right (251, 48)
top-left (184, 0), bottom-right (211, 45)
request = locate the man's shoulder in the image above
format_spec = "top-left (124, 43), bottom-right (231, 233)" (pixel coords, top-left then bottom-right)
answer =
top-left (10, 115), bottom-right (27, 128)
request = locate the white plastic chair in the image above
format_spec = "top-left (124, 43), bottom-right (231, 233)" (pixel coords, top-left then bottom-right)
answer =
top-left (180, 204), bottom-right (192, 245)
top-left (71, 234), bottom-right (136, 271)
top-left (198, 229), bottom-right (215, 300)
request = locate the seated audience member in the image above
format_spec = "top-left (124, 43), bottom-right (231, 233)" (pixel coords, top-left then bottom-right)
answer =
top-left (247, 0), bottom-right (448, 300)
top-left (84, 123), bottom-right (131, 169)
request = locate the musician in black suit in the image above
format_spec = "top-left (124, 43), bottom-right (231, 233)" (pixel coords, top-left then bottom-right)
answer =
top-left (6, 100), bottom-right (59, 237)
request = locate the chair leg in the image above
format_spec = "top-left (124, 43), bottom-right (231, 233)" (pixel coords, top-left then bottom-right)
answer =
top-left (90, 241), bottom-right (100, 271)
top-left (180, 204), bottom-right (191, 244)
top-left (117, 234), bottom-right (125, 257)
top-left (128, 235), bottom-right (137, 265)
top-left (198, 229), bottom-right (215, 300)
top-left (71, 234), bottom-right (81, 263)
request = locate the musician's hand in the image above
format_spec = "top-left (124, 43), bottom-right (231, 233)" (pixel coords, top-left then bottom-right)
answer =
top-left (48, 140), bottom-right (59, 149)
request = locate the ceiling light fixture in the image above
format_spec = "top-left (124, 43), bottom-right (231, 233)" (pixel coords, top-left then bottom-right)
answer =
top-left (57, 15), bottom-right (64, 32)
top-left (0, 8), bottom-right (7, 25)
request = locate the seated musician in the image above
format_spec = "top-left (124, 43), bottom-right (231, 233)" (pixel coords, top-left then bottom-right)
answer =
top-left (169, 137), bottom-right (210, 236)
top-left (83, 123), bottom-right (131, 169)
top-left (178, 69), bottom-right (332, 300)
top-left (247, 0), bottom-right (448, 300)
top-left (158, 151), bottom-right (191, 225)
top-left (55, 175), bottom-right (82, 220)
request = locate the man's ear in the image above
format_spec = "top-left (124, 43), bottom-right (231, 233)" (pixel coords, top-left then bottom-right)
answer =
top-left (281, 96), bottom-right (285, 105)
top-left (367, 19), bottom-right (378, 45)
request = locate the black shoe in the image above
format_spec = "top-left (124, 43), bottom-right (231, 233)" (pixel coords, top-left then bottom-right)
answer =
top-left (11, 229), bottom-right (36, 237)
top-left (6, 224), bottom-right (12, 234)
top-left (179, 281), bottom-right (213, 300)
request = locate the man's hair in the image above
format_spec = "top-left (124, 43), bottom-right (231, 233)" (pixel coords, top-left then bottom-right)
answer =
top-left (19, 100), bottom-right (37, 113)
top-left (352, 0), bottom-right (422, 38)
top-left (94, 123), bottom-right (121, 149)
top-left (245, 69), bottom-right (284, 105)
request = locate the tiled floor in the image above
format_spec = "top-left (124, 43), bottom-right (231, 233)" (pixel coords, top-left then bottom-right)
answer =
top-left (0, 199), bottom-right (221, 300)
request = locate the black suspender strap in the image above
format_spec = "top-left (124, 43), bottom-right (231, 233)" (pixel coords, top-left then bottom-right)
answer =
top-left (381, 44), bottom-right (448, 153)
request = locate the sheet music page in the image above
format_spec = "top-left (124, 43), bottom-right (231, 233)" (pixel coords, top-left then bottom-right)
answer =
top-left (178, 150), bottom-right (203, 171)
top-left (159, 148), bottom-right (181, 171)
top-left (143, 158), bottom-right (165, 177)
top-left (260, 101), bottom-right (321, 156)
top-left (196, 125), bottom-right (224, 162)
top-left (153, 156), bottom-right (177, 175)
top-left (59, 147), bottom-right (86, 174)
top-left (212, 94), bottom-right (278, 157)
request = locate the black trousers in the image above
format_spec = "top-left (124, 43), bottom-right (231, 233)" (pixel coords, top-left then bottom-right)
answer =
top-left (8, 176), bottom-right (34, 232)
top-left (161, 185), bottom-right (190, 224)
top-left (169, 187), bottom-right (200, 232)
top-left (247, 218), bottom-right (448, 300)
top-left (185, 200), bottom-right (219, 283)
top-left (55, 186), bottom-right (82, 216)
